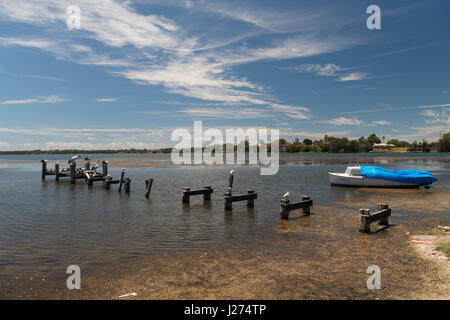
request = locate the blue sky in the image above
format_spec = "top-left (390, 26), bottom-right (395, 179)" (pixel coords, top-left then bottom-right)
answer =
top-left (0, 0), bottom-right (449, 150)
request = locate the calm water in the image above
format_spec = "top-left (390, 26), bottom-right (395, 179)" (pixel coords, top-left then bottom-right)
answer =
top-left (0, 154), bottom-right (449, 285)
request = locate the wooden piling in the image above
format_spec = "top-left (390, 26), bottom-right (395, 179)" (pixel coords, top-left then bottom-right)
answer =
top-left (118, 168), bottom-right (125, 192)
top-left (224, 188), bottom-right (232, 210)
top-left (102, 161), bottom-right (108, 176)
top-left (124, 178), bottom-right (131, 193)
top-left (70, 162), bottom-right (76, 184)
top-left (182, 187), bottom-right (191, 203)
top-left (302, 195), bottom-right (310, 215)
top-left (359, 204), bottom-right (391, 233)
top-left (104, 175), bottom-right (112, 190)
top-left (246, 190), bottom-right (255, 207)
top-left (145, 178), bottom-right (153, 198)
top-left (85, 162), bottom-right (90, 171)
top-left (41, 160), bottom-right (47, 180)
top-left (376, 203), bottom-right (389, 226)
top-left (359, 208), bottom-right (371, 233)
top-left (203, 186), bottom-right (212, 201)
top-left (280, 198), bottom-right (290, 219)
top-left (55, 163), bottom-right (60, 181)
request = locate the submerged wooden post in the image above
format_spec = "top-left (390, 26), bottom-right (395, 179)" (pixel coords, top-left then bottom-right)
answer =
top-left (182, 187), bottom-right (191, 203)
top-left (104, 175), bottom-right (112, 190)
top-left (377, 203), bottom-right (389, 226)
top-left (41, 160), bottom-right (47, 180)
top-left (359, 208), bottom-right (371, 233)
top-left (118, 168), bottom-right (125, 192)
top-left (102, 161), bottom-right (108, 176)
top-left (203, 186), bottom-right (212, 201)
top-left (70, 161), bottom-right (76, 184)
top-left (224, 188), bottom-right (232, 210)
top-left (280, 198), bottom-right (290, 219)
top-left (302, 195), bottom-right (311, 215)
top-left (246, 190), bottom-right (255, 207)
top-left (124, 178), bottom-right (131, 193)
top-left (145, 179), bottom-right (153, 198)
top-left (55, 163), bottom-right (60, 181)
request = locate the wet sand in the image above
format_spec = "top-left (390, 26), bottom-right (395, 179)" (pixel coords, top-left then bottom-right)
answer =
top-left (2, 189), bottom-right (448, 300)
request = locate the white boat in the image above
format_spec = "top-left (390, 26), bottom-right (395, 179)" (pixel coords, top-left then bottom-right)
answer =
top-left (328, 166), bottom-right (424, 188)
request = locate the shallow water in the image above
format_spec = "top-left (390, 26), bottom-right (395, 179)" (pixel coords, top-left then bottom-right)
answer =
top-left (0, 154), bottom-right (449, 297)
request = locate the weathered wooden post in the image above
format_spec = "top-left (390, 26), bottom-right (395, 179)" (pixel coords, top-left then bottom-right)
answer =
top-left (182, 187), bottom-right (191, 203)
top-left (41, 160), bottom-right (47, 180)
top-left (224, 188), bottom-right (232, 210)
top-left (55, 163), bottom-right (60, 181)
top-left (84, 161), bottom-right (90, 171)
top-left (104, 175), bottom-right (112, 190)
top-left (377, 203), bottom-right (389, 225)
top-left (70, 161), bottom-right (76, 184)
top-left (302, 195), bottom-right (311, 215)
top-left (203, 186), bottom-right (212, 201)
top-left (247, 190), bottom-right (255, 207)
top-left (124, 178), bottom-right (131, 193)
top-left (102, 161), bottom-right (108, 176)
top-left (118, 168), bottom-right (125, 192)
top-left (359, 208), bottom-right (371, 233)
top-left (280, 198), bottom-right (290, 219)
top-left (145, 179), bottom-right (153, 198)
top-left (87, 173), bottom-right (93, 187)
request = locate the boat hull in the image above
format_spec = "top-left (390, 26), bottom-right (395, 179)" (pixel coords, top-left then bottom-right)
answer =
top-left (328, 172), bottom-right (421, 188)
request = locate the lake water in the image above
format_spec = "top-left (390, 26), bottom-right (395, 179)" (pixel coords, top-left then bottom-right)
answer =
top-left (0, 153), bottom-right (449, 297)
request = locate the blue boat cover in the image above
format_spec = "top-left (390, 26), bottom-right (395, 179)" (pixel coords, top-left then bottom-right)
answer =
top-left (360, 166), bottom-right (437, 185)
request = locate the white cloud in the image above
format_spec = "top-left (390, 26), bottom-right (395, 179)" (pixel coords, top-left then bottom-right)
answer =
top-left (372, 120), bottom-right (392, 125)
top-left (0, 95), bottom-right (67, 105)
top-left (336, 72), bottom-right (369, 82)
top-left (287, 63), bottom-right (342, 76)
top-left (96, 98), bottom-right (117, 102)
top-left (320, 117), bottom-right (363, 126)
top-left (0, 0), bottom-right (361, 121)
top-left (341, 103), bottom-right (450, 115)
top-left (176, 107), bottom-right (272, 119)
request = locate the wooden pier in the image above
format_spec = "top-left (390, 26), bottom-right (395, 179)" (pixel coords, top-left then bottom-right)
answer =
top-left (280, 195), bottom-right (313, 219)
top-left (359, 203), bottom-right (391, 233)
top-left (182, 186), bottom-right (213, 203)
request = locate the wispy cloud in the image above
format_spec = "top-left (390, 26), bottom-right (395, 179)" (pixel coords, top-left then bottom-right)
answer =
top-left (96, 97), bottom-right (117, 102)
top-left (319, 117), bottom-right (362, 126)
top-left (176, 107), bottom-right (271, 119)
top-left (0, 0), bottom-right (361, 121)
top-left (341, 103), bottom-right (450, 114)
top-left (284, 63), bottom-right (342, 76)
top-left (0, 95), bottom-right (67, 105)
top-left (336, 72), bottom-right (369, 82)
top-left (372, 120), bottom-right (392, 125)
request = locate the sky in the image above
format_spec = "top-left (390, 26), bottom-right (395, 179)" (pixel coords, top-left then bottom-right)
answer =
top-left (0, 0), bottom-right (449, 150)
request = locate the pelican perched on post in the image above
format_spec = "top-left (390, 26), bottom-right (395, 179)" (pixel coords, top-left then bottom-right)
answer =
top-left (91, 164), bottom-right (99, 172)
top-left (283, 192), bottom-right (290, 199)
top-left (68, 154), bottom-right (81, 164)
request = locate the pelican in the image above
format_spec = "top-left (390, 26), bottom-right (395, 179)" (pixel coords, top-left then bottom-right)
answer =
top-left (230, 170), bottom-right (234, 175)
top-left (68, 154), bottom-right (81, 164)
top-left (84, 155), bottom-right (91, 161)
top-left (91, 164), bottom-right (99, 172)
top-left (283, 192), bottom-right (290, 199)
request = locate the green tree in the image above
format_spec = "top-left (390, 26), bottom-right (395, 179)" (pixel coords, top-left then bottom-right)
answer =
top-left (303, 138), bottom-right (312, 145)
top-left (438, 133), bottom-right (450, 152)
